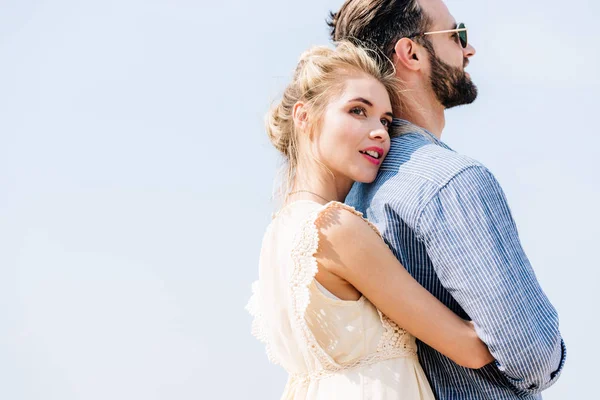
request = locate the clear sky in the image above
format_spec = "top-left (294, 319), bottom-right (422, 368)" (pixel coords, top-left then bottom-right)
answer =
top-left (0, 0), bottom-right (598, 399)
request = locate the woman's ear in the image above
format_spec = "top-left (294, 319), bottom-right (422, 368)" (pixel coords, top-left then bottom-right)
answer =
top-left (393, 38), bottom-right (424, 72)
top-left (292, 101), bottom-right (308, 132)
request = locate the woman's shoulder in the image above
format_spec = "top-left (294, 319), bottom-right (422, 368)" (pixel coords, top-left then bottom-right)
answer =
top-left (272, 200), bottom-right (324, 221)
top-left (314, 201), bottom-right (382, 239)
top-left (272, 200), bottom-right (377, 232)
top-left (264, 201), bottom-right (382, 255)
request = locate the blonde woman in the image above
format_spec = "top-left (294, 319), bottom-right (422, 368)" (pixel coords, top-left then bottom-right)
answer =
top-left (247, 42), bottom-right (493, 399)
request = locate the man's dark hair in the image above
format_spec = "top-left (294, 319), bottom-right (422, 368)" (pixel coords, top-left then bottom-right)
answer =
top-left (328, 0), bottom-right (430, 60)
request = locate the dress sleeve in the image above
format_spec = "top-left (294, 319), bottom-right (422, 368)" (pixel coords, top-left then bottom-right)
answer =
top-left (289, 201), bottom-right (384, 369)
top-left (245, 279), bottom-right (282, 366)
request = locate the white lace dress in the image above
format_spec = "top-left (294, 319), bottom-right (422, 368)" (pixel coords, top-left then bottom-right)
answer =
top-left (247, 200), bottom-right (435, 400)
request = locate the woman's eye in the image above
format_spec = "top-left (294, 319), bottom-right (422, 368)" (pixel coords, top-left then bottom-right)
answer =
top-left (381, 119), bottom-right (391, 129)
top-left (350, 107), bottom-right (366, 116)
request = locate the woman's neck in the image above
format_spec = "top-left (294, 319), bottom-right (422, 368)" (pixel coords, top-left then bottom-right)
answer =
top-left (288, 167), bottom-right (352, 205)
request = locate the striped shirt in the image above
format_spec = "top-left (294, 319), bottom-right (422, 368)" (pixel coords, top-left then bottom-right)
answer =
top-left (346, 119), bottom-right (566, 399)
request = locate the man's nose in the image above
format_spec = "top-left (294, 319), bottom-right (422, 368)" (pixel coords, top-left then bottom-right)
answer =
top-left (464, 43), bottom-right (476, 58)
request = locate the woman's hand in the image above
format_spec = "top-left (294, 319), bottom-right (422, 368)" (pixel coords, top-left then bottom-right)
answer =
top-left (463, 320), bottom-right (495, 368)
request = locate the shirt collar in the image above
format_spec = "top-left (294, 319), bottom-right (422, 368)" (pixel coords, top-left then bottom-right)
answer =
top-left (390, 118), bottom-right (452, 150)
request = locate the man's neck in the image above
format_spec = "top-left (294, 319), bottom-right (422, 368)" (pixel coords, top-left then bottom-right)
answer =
top-left (397, 94), bottom-right (445, 139)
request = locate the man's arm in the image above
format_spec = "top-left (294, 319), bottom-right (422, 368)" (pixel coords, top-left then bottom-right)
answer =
top-left (416, 165), bottom-right (566, 395)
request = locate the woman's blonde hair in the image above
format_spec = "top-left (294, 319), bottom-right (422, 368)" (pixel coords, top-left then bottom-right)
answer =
top-left (266, 40), bottom-right (401, 199)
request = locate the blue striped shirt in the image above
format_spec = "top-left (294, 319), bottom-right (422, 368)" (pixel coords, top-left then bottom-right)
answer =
top-left (346, 119), bottom-right (566, 399)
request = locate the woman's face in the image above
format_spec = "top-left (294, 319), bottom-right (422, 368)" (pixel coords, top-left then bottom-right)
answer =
top-left (312, 74), bottom-right (393, 186)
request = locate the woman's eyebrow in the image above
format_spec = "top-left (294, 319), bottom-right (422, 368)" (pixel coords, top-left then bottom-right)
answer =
top-left (349, 97), bottom-right (393, 118)
top-left (348, 97), bottom-right (373, 107)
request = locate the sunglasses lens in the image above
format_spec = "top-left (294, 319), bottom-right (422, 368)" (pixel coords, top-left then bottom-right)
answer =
top-left (458, 23), bottom-right (467, 48)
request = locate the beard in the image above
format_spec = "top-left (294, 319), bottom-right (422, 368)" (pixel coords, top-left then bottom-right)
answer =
top-left (428, 49), bottom-right (478, 109)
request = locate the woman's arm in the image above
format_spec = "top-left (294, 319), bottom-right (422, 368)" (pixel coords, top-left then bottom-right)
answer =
top-left (315, 207), bottom-right (494, 369)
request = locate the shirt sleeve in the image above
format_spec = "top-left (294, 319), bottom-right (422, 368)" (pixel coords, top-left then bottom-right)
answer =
top-left (416, 165), bottom-right (566, 395)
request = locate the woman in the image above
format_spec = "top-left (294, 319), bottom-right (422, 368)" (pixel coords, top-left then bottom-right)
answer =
top-left (247, 42), bottom-right (493, 399)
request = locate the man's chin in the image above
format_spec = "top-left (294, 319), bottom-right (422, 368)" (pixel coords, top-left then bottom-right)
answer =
top-left (444, 81), bottom-right (478, 109)
top-left (430, 62), bottom-right (479, 109)
top-left (443, 97), bottom-right (477, 109)
top-left (464, 82), bottom-right (478, 104)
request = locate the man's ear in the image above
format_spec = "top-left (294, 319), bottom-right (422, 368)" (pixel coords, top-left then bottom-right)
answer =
top-left (393, 38), bottom-right (424, 72)
top-left (292, 101), bottom-right (308, 132)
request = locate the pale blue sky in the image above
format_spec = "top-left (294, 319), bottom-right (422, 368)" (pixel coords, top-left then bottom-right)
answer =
top-left (0, 0), bottom-right (598, 399)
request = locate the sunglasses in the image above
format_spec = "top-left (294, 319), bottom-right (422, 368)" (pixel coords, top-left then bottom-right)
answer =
top-left (409, 22), bottom-right (468, 48)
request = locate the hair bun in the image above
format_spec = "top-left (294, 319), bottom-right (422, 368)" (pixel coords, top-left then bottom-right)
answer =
top-left (265, 101), bottom-right (291, 156)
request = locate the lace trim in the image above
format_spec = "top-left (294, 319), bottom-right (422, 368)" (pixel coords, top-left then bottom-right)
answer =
top-left (289, 201), bottom-right (410, 372)
top-left (248, 200), bottom-right (414, 371)
top-left (305, 202), bottom-right (411, 354)
top-left (289, 346), bottom-right (417, 384)
top-left (377, 311), bottom-right (415, 353)
top-left (289, 203), bottom-right (340, 370)
top-left (245, 280), bottom-right (281, 366)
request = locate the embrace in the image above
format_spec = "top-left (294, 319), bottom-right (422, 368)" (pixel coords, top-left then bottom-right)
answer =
top-left (247, 0), bottom-right (566, 399)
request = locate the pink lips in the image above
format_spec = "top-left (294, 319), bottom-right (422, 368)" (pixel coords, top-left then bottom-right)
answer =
top-left (360, 146), bottom-right (385, 166)
top-left (362, 154), bottom-right (381, 165)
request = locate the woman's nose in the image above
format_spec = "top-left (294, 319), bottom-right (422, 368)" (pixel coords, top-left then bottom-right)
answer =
top-left (370, 128), bottom-right (389, 142)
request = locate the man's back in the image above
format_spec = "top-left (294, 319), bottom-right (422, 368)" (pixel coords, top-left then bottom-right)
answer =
top-left (346, 120), bottom-right (566, 399)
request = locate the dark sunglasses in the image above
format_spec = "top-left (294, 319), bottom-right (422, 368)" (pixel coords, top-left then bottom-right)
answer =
top-left (409, 22), bottom-right (468, 48)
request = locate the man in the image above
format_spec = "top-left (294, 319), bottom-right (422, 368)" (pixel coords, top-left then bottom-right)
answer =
top-left (330, 0), bottom-right (566, 398)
